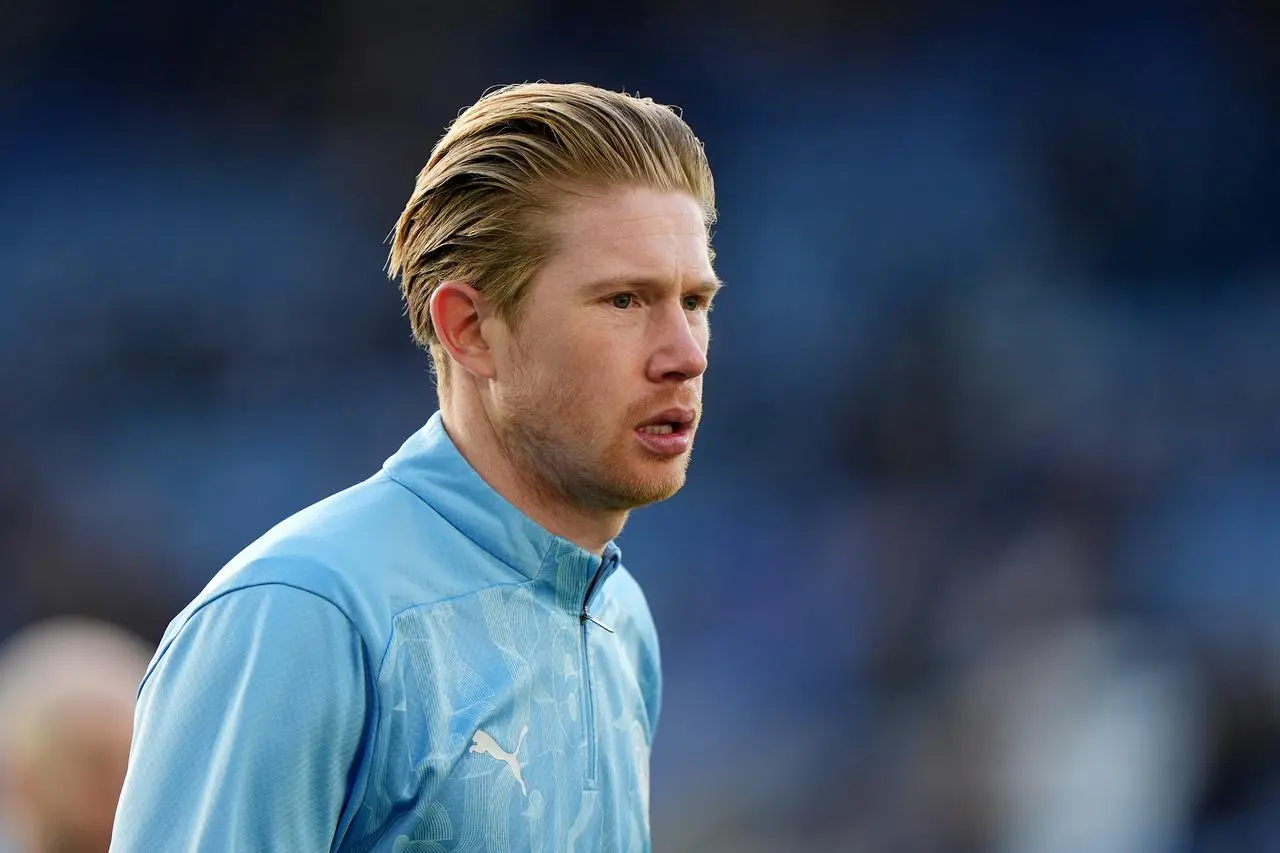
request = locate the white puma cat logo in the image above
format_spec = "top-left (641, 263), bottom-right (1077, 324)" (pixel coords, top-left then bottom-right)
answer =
top-left (470, 726), bottom-right (530, 796)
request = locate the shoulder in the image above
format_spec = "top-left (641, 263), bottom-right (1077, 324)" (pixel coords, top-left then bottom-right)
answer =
top-left (185, 473), bottom-right (406, 634)
top-left (603, 565), bottom-right (660, 662)
top-left (605, 566), bottom-right (656, 631)
top-left (169, 470), bottom-right (506, 667)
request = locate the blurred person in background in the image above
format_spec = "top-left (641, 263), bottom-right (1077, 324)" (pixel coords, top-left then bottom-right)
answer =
top-left (7, 2), bottom-right (1273, 849)
top-left (110, 81), bottom-right (717, 851)
top-left (0, 618), bottom-right (151, 853)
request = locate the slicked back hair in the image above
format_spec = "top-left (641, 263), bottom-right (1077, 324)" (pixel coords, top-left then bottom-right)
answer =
top-left (388, 82), bottom-right (717, 400)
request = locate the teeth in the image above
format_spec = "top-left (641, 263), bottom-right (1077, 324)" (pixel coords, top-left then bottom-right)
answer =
top-left (641, 424), bottom-right (675, 435)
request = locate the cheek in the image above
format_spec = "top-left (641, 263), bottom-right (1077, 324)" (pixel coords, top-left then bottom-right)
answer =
top-left (508, 324), bottom-right (637, 428)
top-left (539, 337), bottom-right (623, 396)
top-left (553, 361), bottom-right (618, 418)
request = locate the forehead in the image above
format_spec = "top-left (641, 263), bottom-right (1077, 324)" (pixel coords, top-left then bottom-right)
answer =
top-left (538, 186), bottom-right (714, 287)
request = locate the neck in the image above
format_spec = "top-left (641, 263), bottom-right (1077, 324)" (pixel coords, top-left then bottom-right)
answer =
top-left (440, 391), bottom-right (625, 556)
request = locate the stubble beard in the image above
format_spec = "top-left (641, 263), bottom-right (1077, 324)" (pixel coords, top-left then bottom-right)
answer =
top-left (494, 376), bottom-right (691, 516)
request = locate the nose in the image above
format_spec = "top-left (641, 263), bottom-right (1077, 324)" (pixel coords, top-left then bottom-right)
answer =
top-left (646, 304), bottom-right (708, 383)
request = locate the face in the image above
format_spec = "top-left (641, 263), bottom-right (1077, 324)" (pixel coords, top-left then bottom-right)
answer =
top-left (487, 186), bottom-right (717, 512)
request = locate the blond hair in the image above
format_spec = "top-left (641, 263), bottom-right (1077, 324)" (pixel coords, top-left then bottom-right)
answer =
top-left (387, 82), bottom-right (717, 399)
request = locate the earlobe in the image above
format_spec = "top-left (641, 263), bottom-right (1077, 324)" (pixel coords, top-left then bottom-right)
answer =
top-left (430, 281), bottom-right (497, 381)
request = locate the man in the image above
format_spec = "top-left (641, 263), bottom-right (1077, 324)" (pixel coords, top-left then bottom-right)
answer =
top-left (110, 82), bottom-right (719, 851)
top-left (0, 618), bottom-right (152, 853)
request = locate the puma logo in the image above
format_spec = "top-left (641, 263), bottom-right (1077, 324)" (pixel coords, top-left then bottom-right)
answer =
top-left (470, 726), bottom-right (530, 796)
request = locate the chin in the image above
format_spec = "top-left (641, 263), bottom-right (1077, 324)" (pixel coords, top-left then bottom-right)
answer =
top-left (615, 469), bottom-right (688, 508)
top-left (583, 446), bottom-right (692, 509)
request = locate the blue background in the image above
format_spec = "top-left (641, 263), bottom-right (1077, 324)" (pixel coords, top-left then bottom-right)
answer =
top-left (3, 1), bottom-right (1279, 849)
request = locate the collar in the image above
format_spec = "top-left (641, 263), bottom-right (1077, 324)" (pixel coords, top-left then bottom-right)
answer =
top-left (381, 412), bottom-right (621, 616)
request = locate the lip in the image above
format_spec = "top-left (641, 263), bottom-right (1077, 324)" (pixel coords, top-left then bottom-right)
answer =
top-left (636, 408), bottom-right (696, 429)
top-left (634, 407), bottom-right (697, 457)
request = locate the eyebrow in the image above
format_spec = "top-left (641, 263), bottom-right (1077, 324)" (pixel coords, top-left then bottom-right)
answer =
top-left (582, 275), bottom-right (724, 296)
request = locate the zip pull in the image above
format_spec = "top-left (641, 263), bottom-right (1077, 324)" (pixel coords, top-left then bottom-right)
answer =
top-left (580, 610), bottom-right (615, 633)
top-left (580, 549), bottom-right (619, 633)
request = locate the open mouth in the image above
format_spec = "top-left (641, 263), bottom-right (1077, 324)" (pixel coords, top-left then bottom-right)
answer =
top-left (637, 422), bottom-right (689, 436)
top-left (635, 407), bottom-right (696, 435)
top-left (633, 408), bottom-right (697, 455)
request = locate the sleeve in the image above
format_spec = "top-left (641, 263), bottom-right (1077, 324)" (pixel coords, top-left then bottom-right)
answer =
top-left (110, 583), bottom-right (371, 852)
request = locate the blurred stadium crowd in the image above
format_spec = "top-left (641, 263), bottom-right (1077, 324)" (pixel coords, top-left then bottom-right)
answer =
top-left (2, 1), bottom-right (1279, 850)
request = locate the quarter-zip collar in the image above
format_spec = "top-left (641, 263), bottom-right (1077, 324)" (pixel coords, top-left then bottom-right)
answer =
top-left (381, 412), bottom-right (622, 616)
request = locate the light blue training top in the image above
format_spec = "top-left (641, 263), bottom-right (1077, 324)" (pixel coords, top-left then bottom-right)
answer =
top-left (110, 412), bottom-right (662, 852)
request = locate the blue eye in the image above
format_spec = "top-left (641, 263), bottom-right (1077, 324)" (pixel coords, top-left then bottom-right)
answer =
top-left (611, 293), bottom-right (634, 309)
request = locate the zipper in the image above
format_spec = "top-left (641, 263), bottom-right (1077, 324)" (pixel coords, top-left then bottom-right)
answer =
top-left (579, 550), bottom-right (618, 787)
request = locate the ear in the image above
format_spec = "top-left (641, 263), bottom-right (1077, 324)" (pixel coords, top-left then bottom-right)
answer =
top-left (430, 281), bottom-right (498, 381)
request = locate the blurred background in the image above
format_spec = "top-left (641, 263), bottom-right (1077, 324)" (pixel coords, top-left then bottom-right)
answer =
top-left (2, 0), bottom-right (1279, 850)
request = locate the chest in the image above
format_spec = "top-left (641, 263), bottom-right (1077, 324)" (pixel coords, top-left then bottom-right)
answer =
top-left (341, 585), bottom-right (653, 853)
